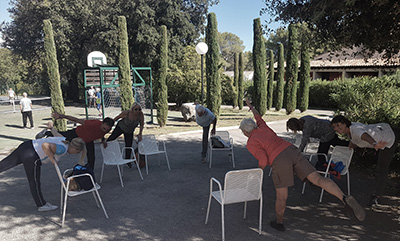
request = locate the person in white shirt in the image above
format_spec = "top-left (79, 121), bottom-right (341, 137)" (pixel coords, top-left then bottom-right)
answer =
top-left (8, 87), bottom-right (15, 104)
top-left (88, 86), bottom-right (95, 108)
top-left (20, 92), bottom-right (34, 129)
top-left (195, 104), bottom-right (217, 163)
top-left (331, 115), bottom-right (400, 206)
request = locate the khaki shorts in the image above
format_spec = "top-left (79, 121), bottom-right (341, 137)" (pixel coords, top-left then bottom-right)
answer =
top-left (271, 145), bottom-right (316, 188)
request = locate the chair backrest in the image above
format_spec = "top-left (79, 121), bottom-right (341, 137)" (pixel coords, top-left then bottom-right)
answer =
top-left (100, 140), bottom-right (122, 164)
top-left (142, 134), bottom-right (156, 140)
top-left (138, 138), bottom-right (159, 154)
top-left (215, 131), bottom-right (230, 144)
top-left (223, 168), bottom-right (263, 204)
top-left (329, 146), bottom-right (354, 175)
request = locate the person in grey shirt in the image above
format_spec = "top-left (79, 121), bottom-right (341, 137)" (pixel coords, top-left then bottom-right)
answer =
top-left (287, 115), bottom-right (349, 169)
top-left (195, 105), bottom-right (217, 163)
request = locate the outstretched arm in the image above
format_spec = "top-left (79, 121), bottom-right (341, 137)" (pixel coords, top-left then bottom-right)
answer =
top-left (361, 132), bottom-right (388, 150)
top-left (245, 98), bottom-right (261, 116)
top-left (211, 117), bottom-right (217, 135)
top-left (53, 111), bottom-right (85, 125)
top-left (47, 122), bottom-right (63, 137)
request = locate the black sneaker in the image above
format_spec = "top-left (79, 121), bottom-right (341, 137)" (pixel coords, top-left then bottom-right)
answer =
top-left (343, 195), bottom-right (366, 221)
top-left (270, 220), bottom-right (285, 232)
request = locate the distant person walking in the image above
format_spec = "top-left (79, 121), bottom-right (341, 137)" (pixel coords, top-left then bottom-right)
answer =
top-left (20, 92), bottom-right (34, 129)
top-left (88, 86), bottom-right (95, 108)
top-left (195, 104), bottom-right (217, 163)
top-left (95, 88), bottom-right (102, 116)
top-left (8, 87), bottom-right (16, 112)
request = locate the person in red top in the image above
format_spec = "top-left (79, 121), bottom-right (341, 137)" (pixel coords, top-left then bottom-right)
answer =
top-left (240, 99), bottom-right (365, 232)
top-left (48, 111), bottom-right (114, 169)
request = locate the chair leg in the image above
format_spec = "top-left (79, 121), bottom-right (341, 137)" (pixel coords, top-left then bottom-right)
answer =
top-left (243, 201), bottom-right (247, 219)
top-left (319, 189), bottom-right (325, 203)
top-left (165, 151), bottom-right (171, 171)
top-left (209, 149), bottom-right (213, 168)
top-left (134, 160), bottom-right (144, 180)
top-left (92, 191), bottom-right (100, 208)
top-left (145, 156), bottom-right (149, 175)
top-left (62, 190), bottom-right (69, 227)
top-left (205, 194), bottom-right (212, 224)
top-left (347, 172), bottom-right (351, 195)
top-left (60, 185), bottom-right (64, 215)
top-left (259, 196), bottom-right (263, 235)
top-left (100, 162), bottom-right (105, 183)
top-left (231, 148), bottom-right (235, 168)
top-left (301, 182), bottom-right (306, 194)
top-left (116, 165), bottom-right (124, 187)
top-left (93, 189), bottom-right (109, 219)
top-left (221, 204), bottom-right (225, 241)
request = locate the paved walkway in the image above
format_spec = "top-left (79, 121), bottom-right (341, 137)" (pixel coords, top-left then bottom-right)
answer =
top-left (0, 102), bottom-right (399, 240)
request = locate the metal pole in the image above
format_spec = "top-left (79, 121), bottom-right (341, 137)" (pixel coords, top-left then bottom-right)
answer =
top-left (201, 54), bottom-right (204, 105)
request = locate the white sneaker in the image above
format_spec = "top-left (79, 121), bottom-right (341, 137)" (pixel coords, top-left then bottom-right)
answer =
top-left (38, 202), bottom-right (58, 212)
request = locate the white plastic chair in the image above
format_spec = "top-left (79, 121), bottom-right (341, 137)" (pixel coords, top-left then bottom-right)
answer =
top-left (100, 140), bottom-right (143, 187)
top-left (138, 135), bottom-right (171, 175)
top-left (208, 131), bottom-right (235, 168)
top-left (54, 163), bottom-right (108, 227)
top-left (302, 146), bottom-right (354, 202)
top-left (205, 168), bottom-right (263, 241)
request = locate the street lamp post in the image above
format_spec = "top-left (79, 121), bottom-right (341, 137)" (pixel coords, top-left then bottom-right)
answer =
top-left (195, 42), bottom-right (208, 105)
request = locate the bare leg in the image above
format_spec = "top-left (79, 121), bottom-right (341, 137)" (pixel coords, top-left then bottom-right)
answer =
top-left (275, 187), bottom-right (288, 223)
top-left (307, 171), bottom-right (344, 202)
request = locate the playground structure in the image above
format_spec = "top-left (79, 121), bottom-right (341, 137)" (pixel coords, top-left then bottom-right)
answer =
top-left (84, 52), bottom-right (153, 123)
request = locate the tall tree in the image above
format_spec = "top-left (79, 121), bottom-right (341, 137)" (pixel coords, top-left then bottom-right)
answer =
top-left (267, 49), bottom-right (274, 110)
top-left (238, 52), bottom-right (244, 110)
top-left (118, 16), bottom-right (134, 111)
top-left (252, 18), bottom-right (267, 115)
top-left (218, 32), bottom-right (245, 71)
top-left (43, 20), bottom-right (66, 131)
top-left (285, 23), bottom-right (299, 115)
top-left (262, 0), bottom-right (400, 58)
top-left (156, 25), bottom-right (169, 127)
top-left (205, 12), bottom-right (221, 117)
top-left (0, 49), bottom-right (27, 92)
top-left (275, 43), bottom-right (285, 111)
top-left (298, 31), bottom-right (311, 112)
top-left (232, 52), bottom-right (239, 108)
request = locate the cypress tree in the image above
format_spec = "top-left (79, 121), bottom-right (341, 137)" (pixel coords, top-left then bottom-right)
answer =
top-left (205, 13), bottom-right (221, 117)
top-left (299, 41), bottom-right (310, 112)
top-left (232, 52), bottom-right (239, 108)
top-left (285, 24), bottom-right (299, 115)
top-left (43, 19), bottom-right (66, 131)
top-left (275, 43), bottom-right (285, 111)
top-left (118, 16), bottom-right (134, 111)
top-left (267, 49), bottom-right (274, 110)
top-left (238, 52), bottom-right (244, 110)
top-left (156, 25), bottom-right (168, 127)
top-left (252, 18), bottom-right (267, 115)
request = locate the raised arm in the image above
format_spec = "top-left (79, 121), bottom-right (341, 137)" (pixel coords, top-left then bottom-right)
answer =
top-left (53, 111), bottom-right (85, 125)
top-left (245, 98), bottom-right (260, 116)
top-left (47, 122), bottom-right (63, 137)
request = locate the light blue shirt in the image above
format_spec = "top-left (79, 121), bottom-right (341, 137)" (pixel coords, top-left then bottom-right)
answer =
top-left (196, 107), bottom-right (215, 127)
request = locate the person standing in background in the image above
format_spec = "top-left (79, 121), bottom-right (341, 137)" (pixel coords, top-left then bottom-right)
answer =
top-left (20, 92), bottom-right (34, 129)
top-left (195, 104), bottom-right (217, 163)
top-left (8, 87), bottom-right (16, 112)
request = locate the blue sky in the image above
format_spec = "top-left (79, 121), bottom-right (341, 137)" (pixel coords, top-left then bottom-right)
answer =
top-left (0, 0), bottom-right (281, 50)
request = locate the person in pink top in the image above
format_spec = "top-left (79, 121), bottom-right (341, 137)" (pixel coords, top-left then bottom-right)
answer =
top-left (240, 99), bottom-right (365, 232)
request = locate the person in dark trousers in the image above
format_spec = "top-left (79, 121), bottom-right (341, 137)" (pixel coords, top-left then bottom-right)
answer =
top-left (37, 112), bottom-right (114, 169)
top-left (331, 115), bottom-right (400, 206)
top-left (286, 116), bottom-right (349, 170)
top-left (195, 104), bottom-right (217, 163)
top-left (20, 92), bottom-right (34, 129)
top-left (240, 99), bottom-right (365, 232)
top-left (0, 122), bottom-right (86, 211)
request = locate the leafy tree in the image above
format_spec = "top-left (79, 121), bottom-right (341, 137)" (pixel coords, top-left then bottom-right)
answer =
top-left (238, 52), bottom-right (244, 110)
top-left (243, 51), bottom-right (253, 71)
top-left (252, 18), bottom-right (267, 115)
top-left (118, 16), bottom-right (134, 111)
top-left (275, 43), bottom-right (285, 111)
top-left (156, 25), bottom-right (169, 127)
top-left (221, 74), bottom-right (235, 105)
top-left (285, 23), bottom-right (298, 114)
top-left (262, 0), bottom-right (400, 58)
top-left (298, 32), bottom-right (311, 112)
top-left (232, 52), bottom-right (239, 108)
top-left (0, 48), bottom-right (28, 94)
top-left (218, 32), bottom-right (245, 71)
top-left (205, 12), bottom-right (221, 117)
top-left (265, 27), bottom-right (288, 58)
top-left (43, 19), bottom-right (66, 131)
top-left (267, 49), bottom-right (274, 110)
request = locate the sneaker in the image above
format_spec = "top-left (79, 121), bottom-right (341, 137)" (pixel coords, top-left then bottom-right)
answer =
top-left (201, 157), bottom-right (207, 163)
top-left (35, 129), bottom-right (48, 139)
top-left (343, 195), bottom-right (365, 221)
top-left (270, 220), bottom-right (285, 232)
top-left (29, 127), bottom-right (34, 129)
top-left (369, 195), bottom-right (381, 206)
top-left (38, 202), bottom-right (58, 212)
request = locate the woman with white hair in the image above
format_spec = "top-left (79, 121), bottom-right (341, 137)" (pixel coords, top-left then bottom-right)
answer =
top-left (195, 104), bottom-right (217, 163)
top-left (0, 123), bottom-right (86, 212)
top-left (240, 99), bottom-right (365, 231)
